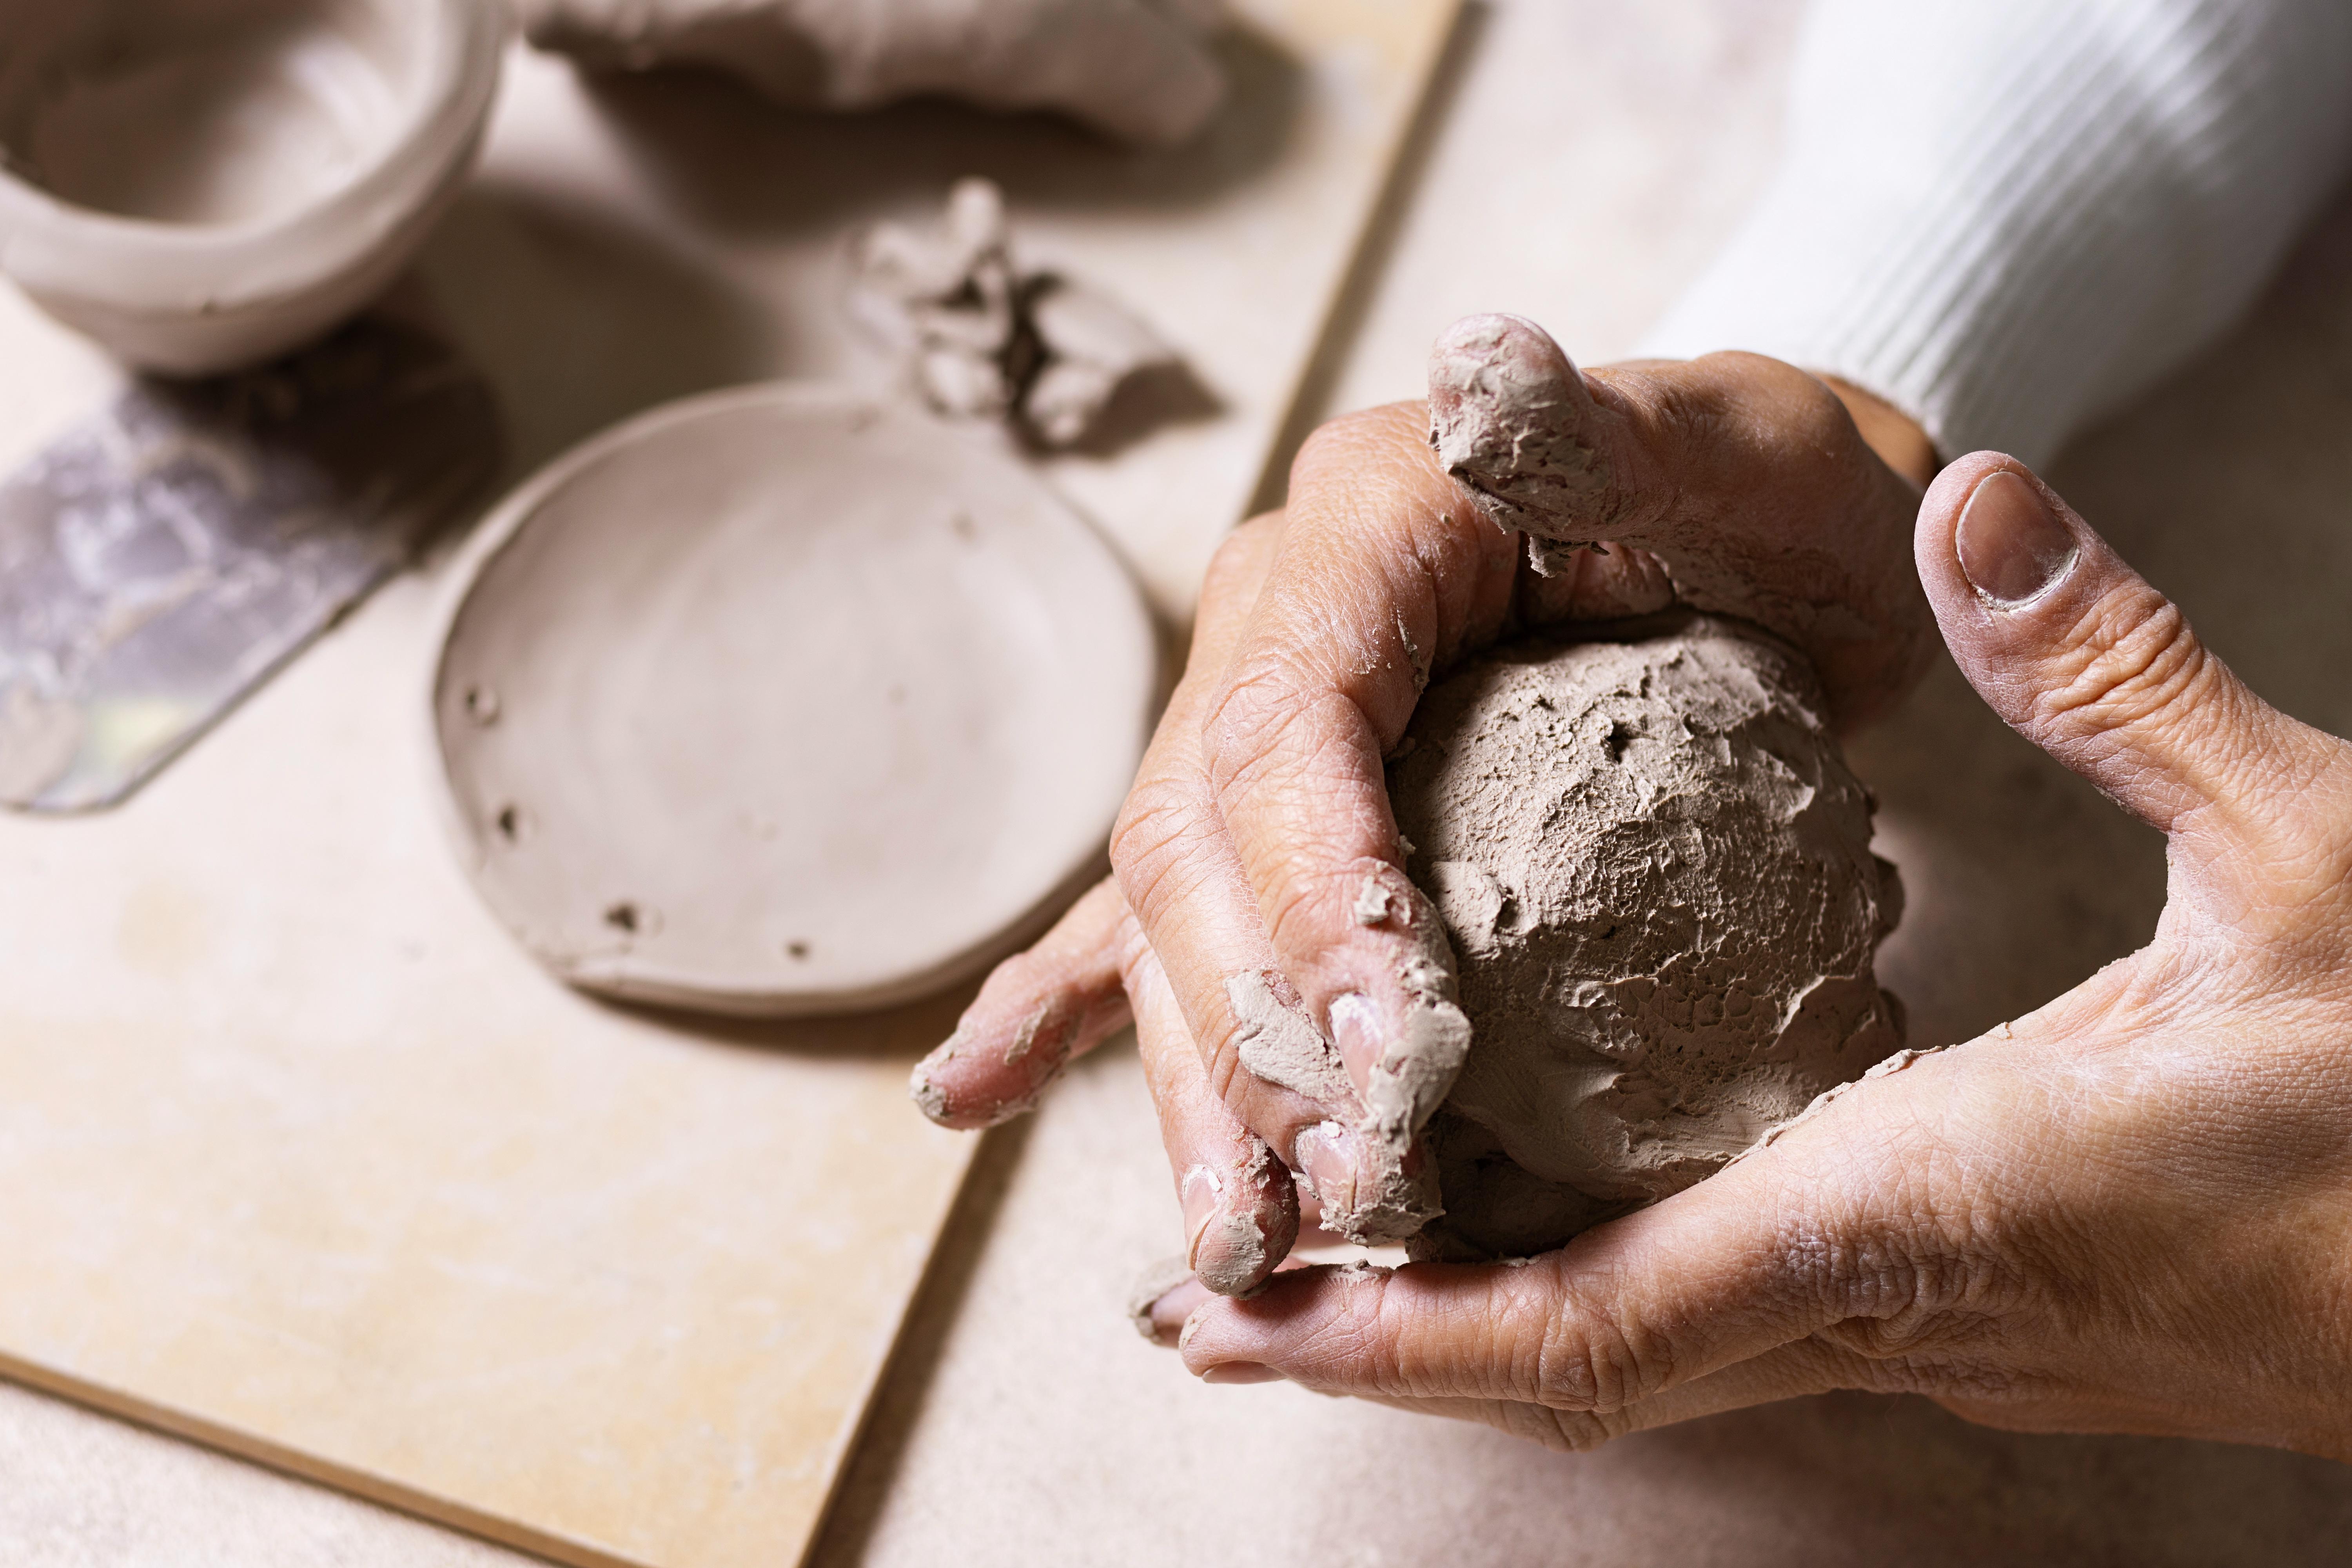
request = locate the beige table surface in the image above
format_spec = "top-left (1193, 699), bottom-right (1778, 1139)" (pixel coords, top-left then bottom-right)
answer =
top-left (11, 2), bottom-right (2352, 1563)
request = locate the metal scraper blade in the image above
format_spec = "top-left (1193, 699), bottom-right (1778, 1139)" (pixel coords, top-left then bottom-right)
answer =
top-left (0, 313), bottom-right (500, 812)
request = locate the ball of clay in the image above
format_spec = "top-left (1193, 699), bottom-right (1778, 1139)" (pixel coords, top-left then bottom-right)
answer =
top-left (1390, 614), bottom-right (1905, 1261)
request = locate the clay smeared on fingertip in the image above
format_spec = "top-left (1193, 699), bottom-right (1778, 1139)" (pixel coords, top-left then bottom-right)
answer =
top-left (1294, 1120), bottom-right (1442, 1246)
top-left (1187, 1137), bottom-right (1296, 1295)
top-left (1428, 313), bottom-right (1610, 542)
top-left (1229, 941), bottom-right (1459, 1247)
top-left (911, 992), bottom-right (1094, 1130)
top-left (908, 1058), bottom-right (953, 1123)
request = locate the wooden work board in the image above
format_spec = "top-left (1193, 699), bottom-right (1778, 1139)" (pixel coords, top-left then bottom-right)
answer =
top-left (0, 4), bottom-right (1461, 1567)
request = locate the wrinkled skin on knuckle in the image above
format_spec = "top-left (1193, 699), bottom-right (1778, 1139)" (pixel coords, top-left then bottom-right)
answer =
top-left (2034, 585), bottom-right (2211, 751)
top-left (1197, 653), bottom-right (1294, 797)
top-left (1779, 1095), bottom-right (2042, 1367)
top-left (1200, 676), bottom-right (1392, 858)
top-left (1108, 777), bottom-right (1213, 922)
top-left (1292, 402), bottom-right (1448, 495)
top-left (1269, 1268), bottom-right (1407, 1391)
top-left (1532, 1282), bottom-right (1668, 1413)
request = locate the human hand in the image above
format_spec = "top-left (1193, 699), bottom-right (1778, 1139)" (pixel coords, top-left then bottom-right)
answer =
top-left (515, 0), bottom-right (1228, 147)
top-left (1170, 452), bottom-right (2352, 1461)
top-left (915, 318), bottom-right (1940, 1293)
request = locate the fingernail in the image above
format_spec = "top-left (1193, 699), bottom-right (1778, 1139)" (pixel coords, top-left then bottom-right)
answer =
top-left (1199, 1362), bottom-right (1285, 1385)
top-left (1178, 1163), bottom-right (1223, 1267)
top-left (1292, 1121), bottom-right (1358, 1212)
top-left (1956, 469), bottom-right (2077, 608)
top-left (1327, 992), bottom-right (1381, 1094)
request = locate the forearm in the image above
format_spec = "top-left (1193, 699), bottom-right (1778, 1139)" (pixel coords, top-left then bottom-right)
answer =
top-left (1643, 0), bottom-right (2352, 466)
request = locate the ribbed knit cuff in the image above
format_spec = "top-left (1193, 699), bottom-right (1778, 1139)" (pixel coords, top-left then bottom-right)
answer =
top-left (1635, 0), bottom-right (2352, 470)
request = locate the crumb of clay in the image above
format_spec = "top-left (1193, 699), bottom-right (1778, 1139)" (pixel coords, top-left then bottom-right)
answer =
top-left (1391, 615), bottom-right (1907, 1262)
top-left (848, 179), bottom-right (1178, 448)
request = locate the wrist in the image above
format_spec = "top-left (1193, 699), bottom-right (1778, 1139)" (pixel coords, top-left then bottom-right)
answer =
top-left (1821, 374), bottom-right (1939, 488)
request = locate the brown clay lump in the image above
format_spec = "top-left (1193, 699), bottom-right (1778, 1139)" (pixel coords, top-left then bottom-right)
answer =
top-left (1391, 613), bottom-right (1906, 1261)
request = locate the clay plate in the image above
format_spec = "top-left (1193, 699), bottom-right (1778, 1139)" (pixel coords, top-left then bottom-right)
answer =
top-left (430, 384), bottom-right (1155, 1016)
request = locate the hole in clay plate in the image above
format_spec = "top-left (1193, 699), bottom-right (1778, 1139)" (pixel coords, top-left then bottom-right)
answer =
top-left (604, 901), bottom-right (642, 934)
top-left (465, 684), bottom-right (500, 725)
top-left (494, 804), bottom-right (523, 843)
top-left (785, 941), bottom-right (810, 960)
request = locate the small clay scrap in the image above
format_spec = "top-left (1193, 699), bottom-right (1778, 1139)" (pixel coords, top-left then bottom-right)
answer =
top-left (1392, 616), bottom-right (1906, 1261)
top-left (848, 179), bottom-right (1179, 448)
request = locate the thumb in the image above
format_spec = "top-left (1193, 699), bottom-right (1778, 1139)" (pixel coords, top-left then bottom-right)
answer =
top-left (1916, 454), bottom-right (2333, 893)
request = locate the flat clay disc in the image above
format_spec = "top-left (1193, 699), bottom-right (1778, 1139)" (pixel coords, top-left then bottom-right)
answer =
top-left (430, 385), bottom-right (1155, 1016)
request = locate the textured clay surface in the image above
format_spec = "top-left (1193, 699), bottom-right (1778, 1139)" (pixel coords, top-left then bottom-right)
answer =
top-left (1390, 615), bottom-right (1905, 1260)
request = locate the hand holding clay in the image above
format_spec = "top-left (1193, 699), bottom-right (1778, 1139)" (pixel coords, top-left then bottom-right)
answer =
top-left (915, 318), bottom-right (1939, 1294)
top-left (1172, 455), bottom-right (2352, 1460)
top-left (516, 0), bottom-right (1228, 147)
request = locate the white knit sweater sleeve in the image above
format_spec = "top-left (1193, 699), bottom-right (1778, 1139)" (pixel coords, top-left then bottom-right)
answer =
top-left (1635, 0), bottom-right (2352, 467)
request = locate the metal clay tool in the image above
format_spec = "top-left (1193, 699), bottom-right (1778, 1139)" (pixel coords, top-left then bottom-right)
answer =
top-left (0, 315), bottom-right (498, 811)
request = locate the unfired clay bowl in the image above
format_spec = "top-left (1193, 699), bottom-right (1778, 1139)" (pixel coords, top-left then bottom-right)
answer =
top-left (0, 0), bottom-right (504, 374)
top-left (430, 385), bottom-right (1158, 1018)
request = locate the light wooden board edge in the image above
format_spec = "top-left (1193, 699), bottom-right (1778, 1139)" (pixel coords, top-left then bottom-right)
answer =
top-left (1, 1128), bottom-right (985, 1568)
top-left (0, 1350), bottom-right (639, 1568)
top-left (790, 1123), bottom-right (1016, 1568)
top-left (1243, 0), bottom-right (1469, 519)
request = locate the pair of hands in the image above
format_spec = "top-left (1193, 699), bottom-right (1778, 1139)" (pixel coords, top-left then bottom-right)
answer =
top-left (917, 318), bottom-right (2352, 1459)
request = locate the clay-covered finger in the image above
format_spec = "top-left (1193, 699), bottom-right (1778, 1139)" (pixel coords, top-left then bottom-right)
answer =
top-left (1183, 407), bottom-right (1542, 1227)
top-left (910, 877), bottom-right (1133, 1129)
top-left (1114, 512), bottom-right (1448, 1241)
top-left (1129, 1254), bottom-right (1320, 1348)
top-left (1175, 1060), bottom-right (1960, 1406)
top-left (1430, 314), bottom-right (1933, 723)
top-left (1123, 916), bottom-right (1299, 1294)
